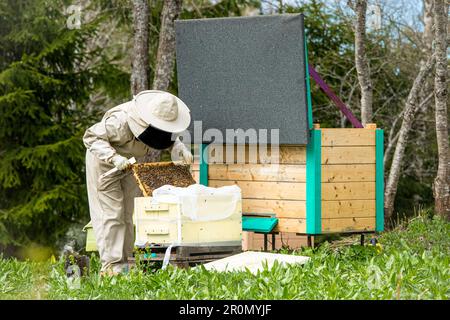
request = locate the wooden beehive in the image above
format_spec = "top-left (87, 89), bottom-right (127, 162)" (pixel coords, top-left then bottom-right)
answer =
top-left (192, 125), bottom-right (384, 236)
top-left (132, 161), bottom-right (242, 247)
top-left (133, 196), bottom-right (242, 246)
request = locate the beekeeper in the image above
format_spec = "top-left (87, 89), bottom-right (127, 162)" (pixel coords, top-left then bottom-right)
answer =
top-left (83, 90), bottom-right (193, 275)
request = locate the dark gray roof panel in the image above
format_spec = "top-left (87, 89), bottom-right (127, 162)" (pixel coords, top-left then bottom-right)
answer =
top-left (175, 14), bottom-right (309, 145)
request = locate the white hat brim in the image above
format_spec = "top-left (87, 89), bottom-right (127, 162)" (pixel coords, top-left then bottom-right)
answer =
top-left (133, 90), bottom-right (191, 134)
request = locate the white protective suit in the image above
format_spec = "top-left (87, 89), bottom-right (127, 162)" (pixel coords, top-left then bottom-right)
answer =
top-left (83, 99), bottom-right (190, 272)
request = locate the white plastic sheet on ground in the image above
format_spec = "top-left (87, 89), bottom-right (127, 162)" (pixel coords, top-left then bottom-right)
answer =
top-left (199, 251), bottom-right (311, 274)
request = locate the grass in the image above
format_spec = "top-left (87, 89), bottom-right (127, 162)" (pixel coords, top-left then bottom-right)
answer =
top-left (1, 214), bottom-right (449, 300)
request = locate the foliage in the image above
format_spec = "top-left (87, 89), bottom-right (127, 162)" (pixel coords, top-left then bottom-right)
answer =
top-left (0, 0), bottom-right (124, 249)
top-left (1, 213), bottom-right (448, 300)
top-left (0, 255), bottom-right (51, 299)
top-left (0, 0), bottom-right (265, 252)
top-left (0, 0), bottom-right (443, 253)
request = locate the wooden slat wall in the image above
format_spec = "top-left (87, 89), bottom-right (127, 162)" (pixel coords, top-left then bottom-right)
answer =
top-left (192, 145), bottom-right (307, 233)
top-left (320, 129), bottom-right (376, 233)
top-left (192, 127), bottom-right (377, 235)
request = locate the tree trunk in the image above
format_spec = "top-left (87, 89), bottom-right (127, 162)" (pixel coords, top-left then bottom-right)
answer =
top-left (152, 0), bottom-right (182, 91)
top-left (433, 0), bottom-right (450, 219)
top-left (352, 0), bottom-right (373, 126)
top-left (131, 0), bottom-right (149, 95)
top-left (383, 0), bottom-right (436, 225)
top-left (412, 0), bottom-right (435, 179)
top-left (144, 0), bottom-right (182, 163)
top-left (384, 54), bottom-right (436, 223)
top-left (423, 0), bottom-right (434, 54)
top-left (131, 0), bottom-right (159, 164)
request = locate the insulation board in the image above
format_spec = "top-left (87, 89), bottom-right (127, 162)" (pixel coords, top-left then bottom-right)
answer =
top-left (175, 14), bottom-right (310, 145)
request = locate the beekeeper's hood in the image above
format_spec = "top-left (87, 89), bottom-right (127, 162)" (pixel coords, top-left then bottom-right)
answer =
top-left (126, 90), bottom-right (191, 138)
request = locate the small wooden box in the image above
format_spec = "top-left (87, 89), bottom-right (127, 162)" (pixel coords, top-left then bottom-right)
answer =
top-left (133, 195), bottom-right (242, 246)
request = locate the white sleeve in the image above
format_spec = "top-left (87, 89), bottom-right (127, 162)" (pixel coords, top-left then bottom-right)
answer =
top-left (83, 115), bottom-right (123, 163)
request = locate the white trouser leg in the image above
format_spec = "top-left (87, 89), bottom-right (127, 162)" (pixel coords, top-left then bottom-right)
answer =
top-left (121, 174), bottom-right (140, 263)
top-left (86, 151), bottom-right (127, 272)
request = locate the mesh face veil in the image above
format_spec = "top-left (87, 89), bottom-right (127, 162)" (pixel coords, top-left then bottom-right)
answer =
top-left (137, 125), bottom-right (175, 150)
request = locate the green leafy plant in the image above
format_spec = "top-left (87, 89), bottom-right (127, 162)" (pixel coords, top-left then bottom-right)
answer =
top-left (1, 213), bottom-right (448, 300)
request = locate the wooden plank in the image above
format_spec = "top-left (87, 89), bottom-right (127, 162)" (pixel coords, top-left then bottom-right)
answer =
top-left (322, 146), bottom-right (376, 164)
top-left (207, 164), bottom-right (306, 182)
top-left (209, 180), bottom-right (306, 200)
top-left (321, 129), bottom-right (375, 146)
top-left (177, 245), bottom-right (242, 256)
top-left (192, 171), bottom-right (199, 183)
top-left (131, 166), bottom-right (150, 197)
top-left (322, 217), bottom-right (376, 233)
top-left (273, 218), bottom-right (306, 233)
top-left (322, 164), bottom-right (375, 182)
top-left (242, 199), bottom-right (306, 219)
top-left (194, 145), bottom-right (306, 164)
top-left (322, 182), bottom-right (375, 200)
top-left (322, 200), bottom-right (376, 218)
top-left (277, 146), bottom-right (306, 165)
top-left (191, 162), bottom-right (200, 171)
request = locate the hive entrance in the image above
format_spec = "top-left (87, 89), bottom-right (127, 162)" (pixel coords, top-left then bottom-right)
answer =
top-left (132, 162), bottom-right (196, 197)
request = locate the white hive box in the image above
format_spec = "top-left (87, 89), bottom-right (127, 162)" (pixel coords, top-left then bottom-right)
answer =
top-left (133, 185), bottom-right (243, 246)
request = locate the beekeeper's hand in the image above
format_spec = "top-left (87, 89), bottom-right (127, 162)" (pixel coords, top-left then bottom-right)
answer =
top-left (111, 154), bottom-right (131, 171)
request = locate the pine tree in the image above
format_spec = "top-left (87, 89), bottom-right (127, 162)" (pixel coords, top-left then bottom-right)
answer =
top-left (0, 0), bottom-right (115, 250)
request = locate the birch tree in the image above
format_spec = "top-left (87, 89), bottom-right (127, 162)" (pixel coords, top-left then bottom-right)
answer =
top-left (383, 0), bottom-right (439, 223)
top-left (384, 53), bottom-right (436, 222)
top-left (349, 0), bottom-right (373, 126)
top-left (432, 0), bottom-right (449, 219)
top-left (131, 0), bottom-right (149, 95)
top-left (411, 0), bottom-right (435, 182)
top-left (423, 0), bottom-right (435, 54)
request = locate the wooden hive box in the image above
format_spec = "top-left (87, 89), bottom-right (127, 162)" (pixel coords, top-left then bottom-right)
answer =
top-left (132, 161), bottom-right (242, 246)
top-left (192, 125), bottom-right (384, 236)
top-left (133, 196), bottom-right (242, 246)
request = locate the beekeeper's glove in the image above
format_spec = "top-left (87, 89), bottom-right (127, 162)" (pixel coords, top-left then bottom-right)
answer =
top-left (180, 146), bottom-right (193, 165)
top-left (171, 140), bottom-right (193, 165)
top-left (111, 154), bottom-right (131, 171)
